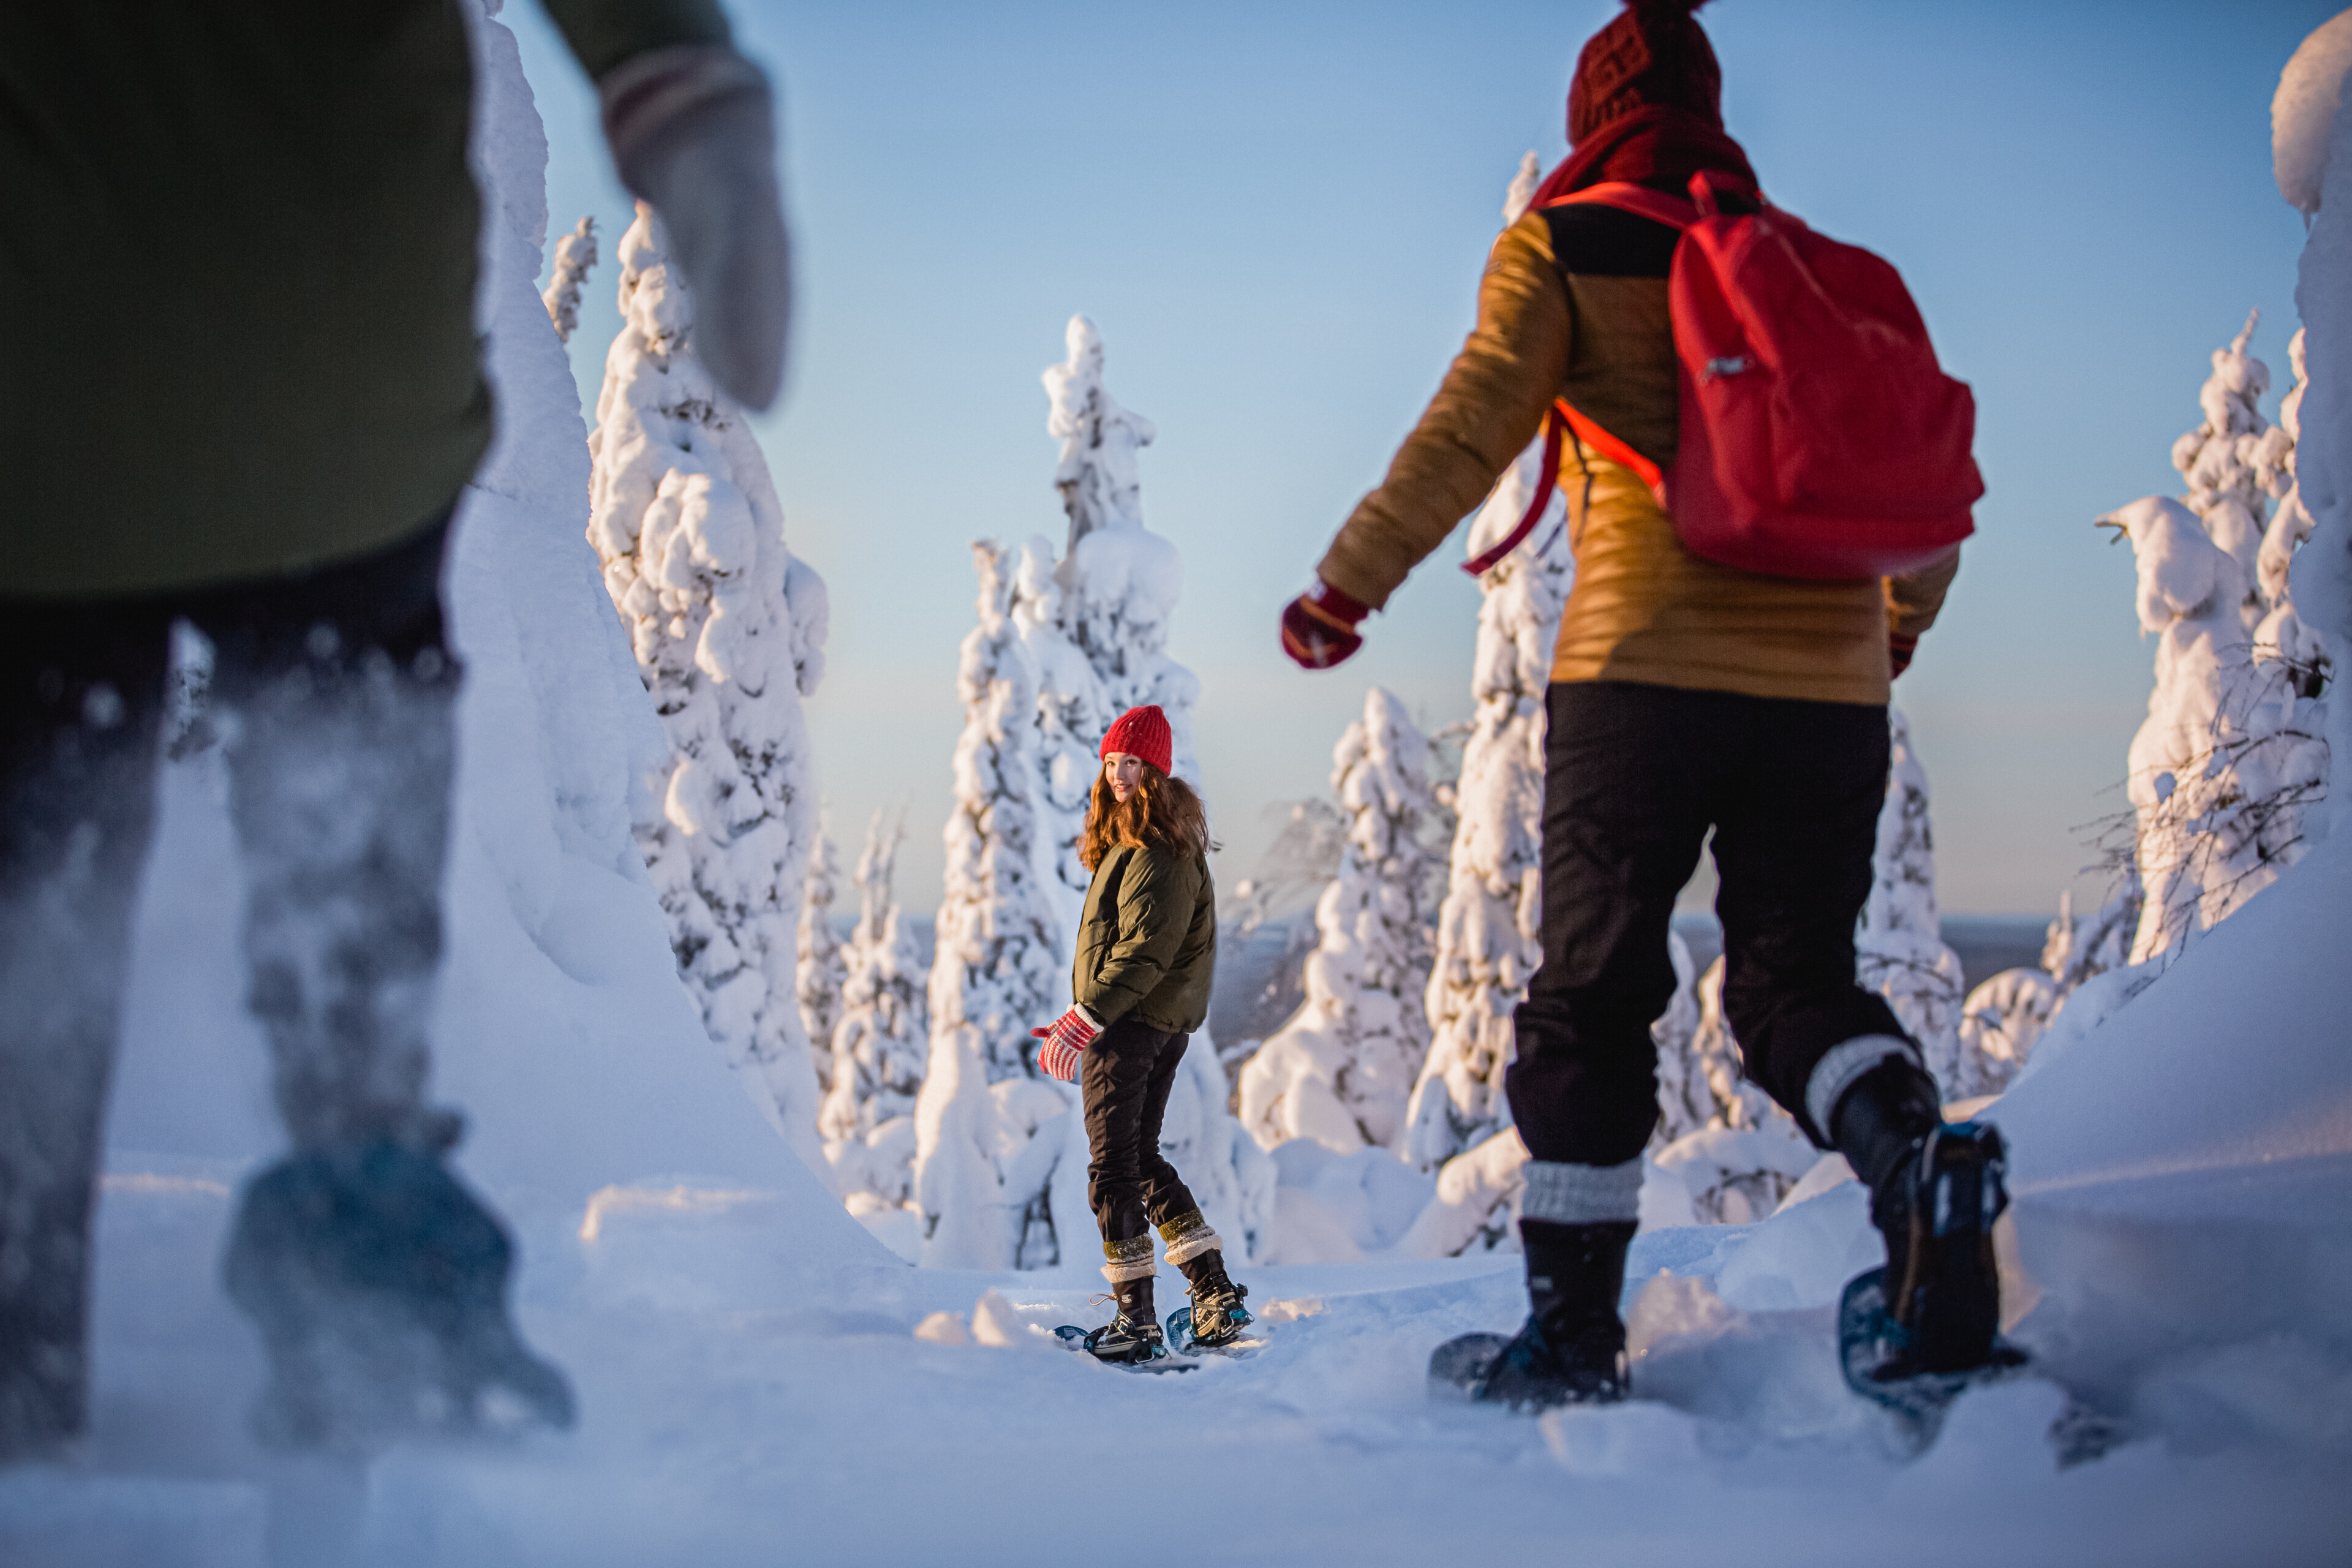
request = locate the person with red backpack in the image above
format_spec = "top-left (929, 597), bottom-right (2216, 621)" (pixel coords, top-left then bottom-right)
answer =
top-left (1284, 0), bottom-right (2009, 1411)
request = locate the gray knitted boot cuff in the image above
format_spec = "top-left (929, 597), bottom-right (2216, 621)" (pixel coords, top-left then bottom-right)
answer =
top-left (1804, 1033), bottom-right (1927, 1145)
top-left (1520, 1158), bottom-right (1644, 1226)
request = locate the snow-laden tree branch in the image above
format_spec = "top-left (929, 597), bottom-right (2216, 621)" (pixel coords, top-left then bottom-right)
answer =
top-left (586, 204), bottom-right (832, 1178)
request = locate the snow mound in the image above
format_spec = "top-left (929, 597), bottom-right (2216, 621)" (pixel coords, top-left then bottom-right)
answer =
top-left (2274, 9), bottom-right (2352, 215)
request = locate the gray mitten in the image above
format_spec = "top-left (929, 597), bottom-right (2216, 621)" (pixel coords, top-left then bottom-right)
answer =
top-left (601, 45), bottom-right (791, 409)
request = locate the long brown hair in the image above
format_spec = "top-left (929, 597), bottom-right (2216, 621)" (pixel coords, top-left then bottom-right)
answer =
top-left (1079, 762), bottom-right (1215, 872)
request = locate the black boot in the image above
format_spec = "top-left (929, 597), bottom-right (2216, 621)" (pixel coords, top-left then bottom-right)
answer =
top-left (1084, 1273), bottom-right (1164, 1363)
top-left (1473, 1220), bottom-right (1635, 1411)
top-left (224, 1140), bottom-right (574, 1452)
top-left (1833, 1061), bottom-right (2008, 1375)
top-left (1175, 1249), bottom-right (1251, 1348)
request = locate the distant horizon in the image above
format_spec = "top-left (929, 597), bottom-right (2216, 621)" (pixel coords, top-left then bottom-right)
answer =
top-left (510, 0), bottom-right (2334, 919)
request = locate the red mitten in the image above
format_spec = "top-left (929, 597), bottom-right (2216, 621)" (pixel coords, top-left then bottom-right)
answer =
top-left (1280, 579), bottom-right (1369, 671)
top-left (1030, 1005), bottom-right (1103, 1083)
top-left (1889, 632), bottom-right (1918, 679)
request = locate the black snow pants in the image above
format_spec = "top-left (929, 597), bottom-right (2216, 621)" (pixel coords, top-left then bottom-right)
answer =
top-left (0, 516), bottom-right (462, 1456)
top-left (1507, 680), bottom-right (1909, 1166)
top-left (1082, 1019), bottom-right (1202, 1246)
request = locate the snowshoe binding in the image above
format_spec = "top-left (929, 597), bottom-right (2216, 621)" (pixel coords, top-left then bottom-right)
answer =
top-left (1839, 1120), bottom-right (2029, 1450)
top-left (1055, 1274), bottom-right (1184, 1370)
top-left (224, 1141), bottom-right (575, 1453)
top-left (1054, 1316), bottom-right (1185, 1371)
top-left (1167, 1276), bottom-right (1254, 1354)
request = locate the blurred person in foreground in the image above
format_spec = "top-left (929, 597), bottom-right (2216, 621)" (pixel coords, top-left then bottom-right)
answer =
top-left (0, 0), bottom-right (789, 1458)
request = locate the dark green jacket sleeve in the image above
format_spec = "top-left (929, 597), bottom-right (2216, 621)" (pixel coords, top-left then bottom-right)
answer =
top-left (1083, 850), bottom-right (1202, 1027)
top-left (537, 0), bottom-right (733, 79)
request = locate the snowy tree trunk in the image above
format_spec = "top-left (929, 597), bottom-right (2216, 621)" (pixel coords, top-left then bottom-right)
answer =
top-left (820, 813), bottom-right (929, 1208)
top-left (1238, 687), bottom-right (1446, 1154)
top-left (914, 540), bottom-right (1072, 1268)
top-left (2285, 39), bottom-right (2352, 844)
top-left (541, 214), bottom-right (596, 343)
top-left (2105, 315), bottom-right (2326, 965)
top-left (586, 205), bottom-right (832, 1178)
top-left (796, 823), bottom-right (848, 1092)
top-left (1401, 432), bottom-right (1571, 1175)
top-left (1856, 707), bottom-right (1970, 1090)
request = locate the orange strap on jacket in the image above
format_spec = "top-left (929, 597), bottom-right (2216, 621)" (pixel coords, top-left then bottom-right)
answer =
top-left (1460, 182), bottom-right (1691, 577)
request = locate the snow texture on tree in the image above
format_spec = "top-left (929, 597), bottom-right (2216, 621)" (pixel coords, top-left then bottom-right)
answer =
top-left (2289, 31), bottom-right (2352, 846)
top-left (911, 318), bottom-right (1272, 1270)
top-left (1954, 967), bottom-right (2057, 1100)
top-left (1403, 426), bottom-right (1573, 1175)
top-left (796, 822), bottom-right (848, 1092)
top-left (2101, 313), bottom-right (2327, 966)
top-left (1502, 150), bottom-right (1542, 226)
top-left (2275, 11), bottom-right (2352, 216)
top-left (820, 813), bottom-right (929, 1208)
top-left (1237, 688), bottom-right (1447, 1155)
top-left (541, 214), bottom-right (596, 344)
top-left (585, 204), bottom-right (832, 1177)
top-left (912, 538), bottom-right (1074, 1268)
top-left (1856, 706), bottom-right (1970, 1091)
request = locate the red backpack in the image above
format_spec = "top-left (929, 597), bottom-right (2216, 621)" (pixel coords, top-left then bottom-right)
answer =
top-left (1464, 171), bottom-right (1980, 581)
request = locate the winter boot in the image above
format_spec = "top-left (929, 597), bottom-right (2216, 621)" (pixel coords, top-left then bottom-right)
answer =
top-left (1833, 1061), bottom-right (2008, 1376)
top-left (223, 1141), bottom-right (575, 1452)
top-left (1472, 1219), bottom-right (1635, 1411)
top-left (1082, 1273), bottom-right (1164, 1364)
top-left (1174, 1248), bottom-right (1251, 1349)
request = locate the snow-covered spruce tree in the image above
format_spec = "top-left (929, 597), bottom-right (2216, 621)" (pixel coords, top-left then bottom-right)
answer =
top-left (2101, 314), bottom-right (2327, 965)
top-left (541, 214), bottom-right (596, 343)
top-left (586, 205), bottom-right (832, 1175)
top-left (913, 319), bottom-right (1273, 1270)
top-left (1237, 687), bottom-right (1447, 1155)
top-left (796, 821), bottom-right (848, 1092)
top-left (1954, 966), bottom-right (2058, 1099)
top-left (820, 813), bottom-right (930, 1208)
top-left (1401, 415), bottom-right (1573, 1177)
top-left (913, 540), bottom-right (1073, 1269)
top-left (1855, 706), bottom-right (1971, 1089)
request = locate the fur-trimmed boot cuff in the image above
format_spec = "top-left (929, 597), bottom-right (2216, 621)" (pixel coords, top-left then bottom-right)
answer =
top-left (1100, 1234), bottom-right (1156, 1284)
top-left (1158, 1208), bottom-right (1223, 1267)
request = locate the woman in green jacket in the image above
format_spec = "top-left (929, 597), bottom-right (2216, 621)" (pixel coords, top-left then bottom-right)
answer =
top-left (1031, 706), bottom-right (1248, 1363)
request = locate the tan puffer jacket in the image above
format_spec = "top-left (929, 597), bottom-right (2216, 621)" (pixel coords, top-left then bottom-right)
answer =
top-left (1316, 205), bottom-right (1959, 706)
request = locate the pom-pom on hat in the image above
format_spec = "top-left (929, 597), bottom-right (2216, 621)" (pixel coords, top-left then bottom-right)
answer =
top-left (1567, 0), bottom-right (1723, 145)
top-left (1099, 705), bottom-right (1173, 778)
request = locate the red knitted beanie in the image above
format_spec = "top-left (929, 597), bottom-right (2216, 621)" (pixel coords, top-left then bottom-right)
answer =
top-left (1099, 706), bottom-right (1173, 777)
top-left (1567, 0), bottom-right (1723, 145)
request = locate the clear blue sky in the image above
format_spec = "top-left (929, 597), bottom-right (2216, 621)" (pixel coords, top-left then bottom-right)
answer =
top-left (509, 0), bottom-right (2337, 917)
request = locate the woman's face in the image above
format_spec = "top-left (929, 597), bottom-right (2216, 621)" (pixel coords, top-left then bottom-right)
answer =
top-left (1104, 752), bottom-right (1145, 802)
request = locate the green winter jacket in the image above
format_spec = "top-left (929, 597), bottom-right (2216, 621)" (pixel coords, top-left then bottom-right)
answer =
top-left (0, 0), bottom-right (729, 599)
top-left (1072, 842), bottom-right (1217, 1035)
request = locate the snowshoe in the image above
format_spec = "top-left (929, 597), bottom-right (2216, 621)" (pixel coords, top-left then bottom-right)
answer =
top-left (1426, 1333), bottom-right (1513, 1403)
top-left (1427, 1314), bottom-right (1626, 1411)
top-left (1167, 1281), bottom-right (1254, 1354)
top-left (1053, 1319), bottom-right (1191, 1373)
top-left (1839, 1266), bottom-right (2028, 1452)
top-left (1879, 1119), bottom-right (2011, 1375)
top-left (1165, 1303), bottom-right (1262, 1359)
top-left (224, 1142), bottom-right (575, 1452)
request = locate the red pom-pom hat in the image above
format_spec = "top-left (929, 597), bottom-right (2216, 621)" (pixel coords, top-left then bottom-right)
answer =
top-left (1099, 705), bottom-right (1173, 777)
